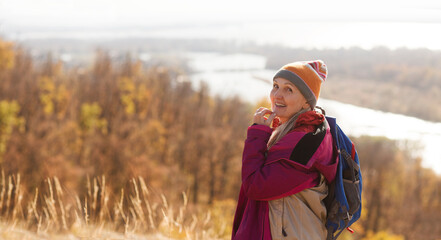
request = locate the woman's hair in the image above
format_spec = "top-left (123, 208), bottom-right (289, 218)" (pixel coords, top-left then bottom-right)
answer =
top-left (267, 108), bottom-right (311, 149)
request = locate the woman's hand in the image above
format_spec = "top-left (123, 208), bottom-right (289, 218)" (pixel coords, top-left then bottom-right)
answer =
top-left (253, 107), bottom-right (276, 127)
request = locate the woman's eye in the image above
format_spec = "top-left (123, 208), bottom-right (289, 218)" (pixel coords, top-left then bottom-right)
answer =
top-left (273, 84), bottom-right (279, 89)
top-left (287, 88), bottom-right (293, 92)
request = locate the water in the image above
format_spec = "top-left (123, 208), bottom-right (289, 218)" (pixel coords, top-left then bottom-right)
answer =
top-left (187, 52), bottom-right (441, 174)
top-left (187, 52), bottom-right (272, 102)
top-left (319, 98), bottom-right (441, 172)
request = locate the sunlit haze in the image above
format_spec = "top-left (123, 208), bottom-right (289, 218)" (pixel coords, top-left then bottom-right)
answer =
top-left (1, 0), bottom-right (441, 49)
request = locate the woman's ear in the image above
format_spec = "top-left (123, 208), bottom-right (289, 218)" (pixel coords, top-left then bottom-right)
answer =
top-left (302, 102), bottom-right (311, 110)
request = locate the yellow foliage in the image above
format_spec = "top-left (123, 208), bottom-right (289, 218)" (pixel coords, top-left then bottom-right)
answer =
top-left (0, 39), bottom-right (15, 70)
top-left (120, 94), bottom-right (136, 115)
top-left (118, 77), bottom-right (152, 116)
top-left (361, 231), bottom-right (404, 240)
top-left (39, 76), bottom-right (56, 92)
top-left (39, 76), bottom-right (56, 115)
top-left (118, 77), bottom-right (136, 93)
top-left (145, 119), bottom-right (166, 154)
top-left (118, 77), bottom-right (137, 115)
top-left (0, 100), bottom-right (25, 162)
top-left (54, 84), bottom-right (70, 119)
top-left (80, 102), bottom-right (108, 134)
top-left (0, 100), bottom-right (25, 133)
top-left (136, 84), bottom-right (151, 119)
top-left (38, 76), bottom-right (70, 117)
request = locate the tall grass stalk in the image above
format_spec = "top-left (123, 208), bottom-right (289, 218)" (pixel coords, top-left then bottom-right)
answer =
top-left (0, 173), bottom-right (234, 239)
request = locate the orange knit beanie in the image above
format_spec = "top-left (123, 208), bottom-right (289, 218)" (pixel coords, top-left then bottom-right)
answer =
top-left (273, 60), bottom-right (327, 108)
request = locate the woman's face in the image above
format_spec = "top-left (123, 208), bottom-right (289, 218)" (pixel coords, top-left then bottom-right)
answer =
top-left (270, 78), bottom-right (310, 123)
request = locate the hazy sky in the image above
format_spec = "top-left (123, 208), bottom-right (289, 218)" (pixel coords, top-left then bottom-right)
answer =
top-left (1, 0), bottom-right (441, 49)
top-left (2, 0), bottom-right (441, 26)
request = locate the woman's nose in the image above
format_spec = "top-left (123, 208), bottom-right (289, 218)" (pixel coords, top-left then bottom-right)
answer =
top-left (273, 89), bottom-right (283, 99)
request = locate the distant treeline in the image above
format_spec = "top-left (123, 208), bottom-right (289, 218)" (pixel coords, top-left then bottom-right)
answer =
top-left (1, 38), bottom-right (440, 239)
top-left (21, 38), bottom-right (441, 122)
top-left (257, 46), bottom-right (441, 122)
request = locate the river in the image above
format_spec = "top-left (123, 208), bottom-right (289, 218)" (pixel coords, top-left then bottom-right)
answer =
top-left (186, 51), bottom-right (441, 174)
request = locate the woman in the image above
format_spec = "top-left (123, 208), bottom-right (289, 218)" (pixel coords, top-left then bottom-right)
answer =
top-left (232, 60), bottom-right (337, 240)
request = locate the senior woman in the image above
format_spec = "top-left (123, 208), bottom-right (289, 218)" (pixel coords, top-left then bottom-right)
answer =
top-left (232, 60), bottom-right (337, 240)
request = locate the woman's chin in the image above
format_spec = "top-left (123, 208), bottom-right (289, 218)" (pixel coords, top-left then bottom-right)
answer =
top-left (273, 111), bottom-right (285, 119)
top-left (276, 116), bottom-right (288, 123)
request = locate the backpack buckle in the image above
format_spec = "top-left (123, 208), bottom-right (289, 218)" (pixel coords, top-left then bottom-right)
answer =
top-left (345, 212), bottom-right (353, 221)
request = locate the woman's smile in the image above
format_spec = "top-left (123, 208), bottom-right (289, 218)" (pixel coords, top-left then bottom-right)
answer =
top-left (274, 103), bottom-right (286, 107)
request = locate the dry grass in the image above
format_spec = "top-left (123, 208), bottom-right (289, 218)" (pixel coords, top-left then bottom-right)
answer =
top-left (0, 172), bottom-right (234, 240)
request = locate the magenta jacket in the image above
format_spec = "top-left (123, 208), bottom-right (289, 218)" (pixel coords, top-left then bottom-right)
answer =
top-left (231, 111), bottom-right (337, 240)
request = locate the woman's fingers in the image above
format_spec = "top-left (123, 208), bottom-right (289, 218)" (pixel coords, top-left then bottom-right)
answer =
top-left (266, 112), bottom-right (276, 124)
top-left (253, 108), bottom-right (275, 127)
top-left (255, 108), bottom-right (272, 116)
top-left (255, 107), bottom-right (268, 115)
top-left (256, 107), bottom-right (265, 112)
top-left (253, 109), bottom-right (266, 125)
top-left (254, 108), bottom-right (271, 119)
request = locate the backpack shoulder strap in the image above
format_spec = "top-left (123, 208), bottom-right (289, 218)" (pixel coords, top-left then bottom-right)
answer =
top-left (325, 116), bottom-right (337, 143)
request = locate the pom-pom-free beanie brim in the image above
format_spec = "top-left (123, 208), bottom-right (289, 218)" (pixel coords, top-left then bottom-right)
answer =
top-left (273, 60), bottom-right (327, 108)
top-left (273, 69), bottom-right (318, 107)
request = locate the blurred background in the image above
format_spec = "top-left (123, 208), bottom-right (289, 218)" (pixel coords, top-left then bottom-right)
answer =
top-left (0, 0), bottom-right (440, 239)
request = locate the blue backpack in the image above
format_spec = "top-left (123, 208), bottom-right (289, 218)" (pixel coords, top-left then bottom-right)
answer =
top-left (324, 116), bottom-right (362, 240)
